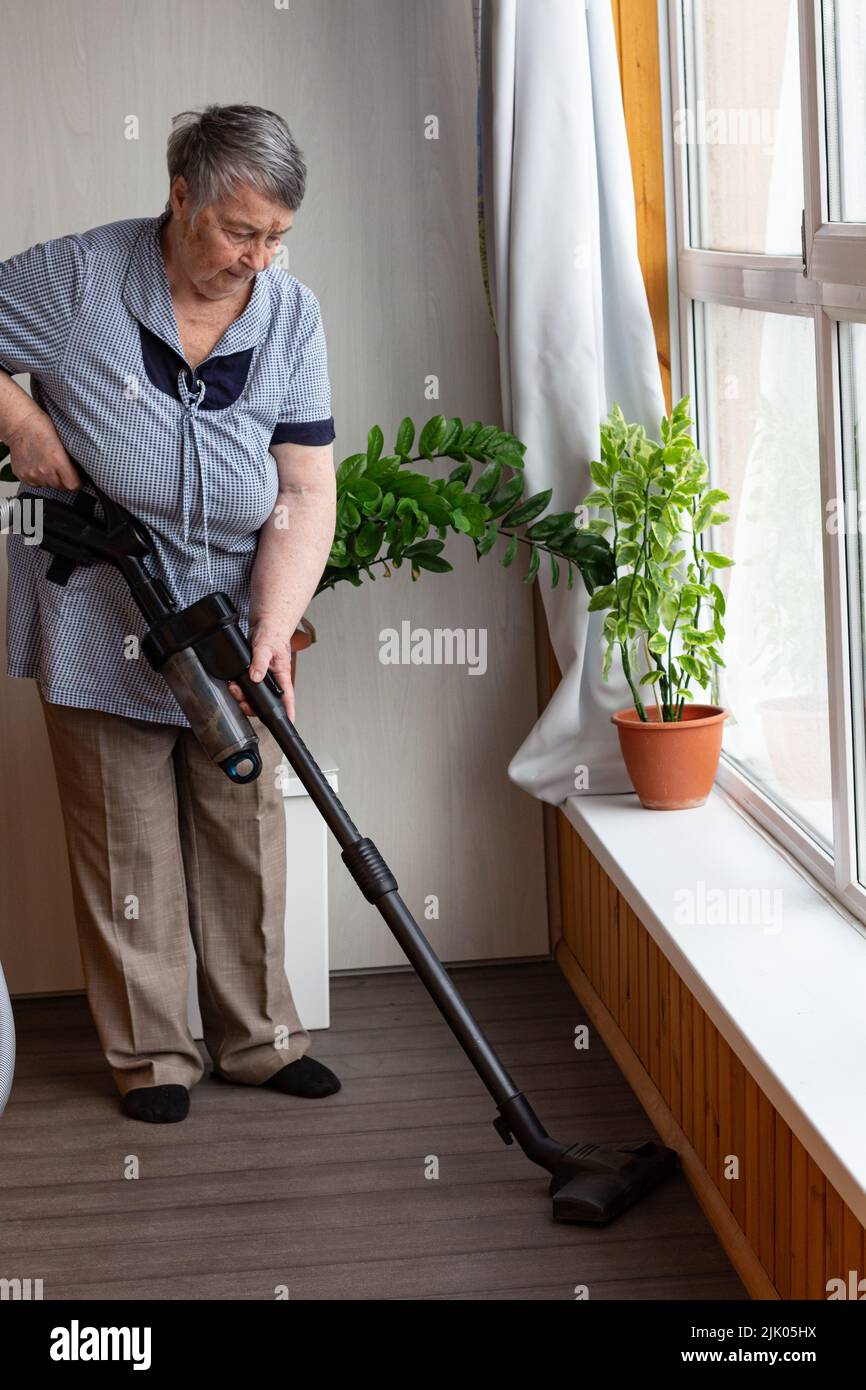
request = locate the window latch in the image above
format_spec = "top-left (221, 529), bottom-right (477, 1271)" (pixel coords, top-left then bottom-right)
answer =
top-left (801, 209), bottom-right (808, 277)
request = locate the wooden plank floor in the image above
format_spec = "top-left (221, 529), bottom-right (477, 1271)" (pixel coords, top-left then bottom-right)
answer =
top-left (0, 961), bottom-right (746, 1300)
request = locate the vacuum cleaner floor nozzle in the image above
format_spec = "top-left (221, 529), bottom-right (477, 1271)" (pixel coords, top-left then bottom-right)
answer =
top-left (549, 1139), bottom-right (680, 1225)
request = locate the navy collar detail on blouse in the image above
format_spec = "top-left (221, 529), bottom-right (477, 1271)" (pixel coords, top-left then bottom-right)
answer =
top-left (122, 207), bottom-right (271, 401)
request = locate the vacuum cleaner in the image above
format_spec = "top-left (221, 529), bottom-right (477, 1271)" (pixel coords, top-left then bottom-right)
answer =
top-left (2, 459), bottom-right (679, 1222)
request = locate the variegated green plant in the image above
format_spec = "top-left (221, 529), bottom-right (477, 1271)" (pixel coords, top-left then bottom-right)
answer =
top-left (580, 396), bottom-right (733, 722)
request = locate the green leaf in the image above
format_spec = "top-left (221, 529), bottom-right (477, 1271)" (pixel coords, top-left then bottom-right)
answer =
top-left (702, 551), bottom-right (734, 569)
top-left (367, 425), bottom-right (384, 466)
top-left (353, 521), bottom-right (381, 558)
top-left (678, 655), bottom-right (705, 680)
top-left (394, 417), bottom-right (415, 458)
top-left (549, 553), bottom-right (560, 588)
top-left (447, 461), bottom-right (473, 485)
top-left (472, 424), bottom-right (500, 455)
top-left (404, 538), bottom-right (445, 557)
top-left (418, 414), bottom-right (448, 458)
top-left (639, 669), bottom-right (664, 685)
top-left (487, 474), bottom-right (525, 518)
top-left (412, 553), bottom-right (453, 573)
top-left (587, 583), bottom-right (615, 612)
top-left (502, 533), bottom-right (519, 567)
top-left (471, 459), bottom-right (503, 501)
top-left (524, 546), bottom-right (541, 584)
top-left (490, 448), bottom-right (525, 471)
top-left (502, 489), bottom-right (553, 528)
top-left (340, 498), bottom-right (361, 529)
top-left (336, 452), bottom-right (367, 487)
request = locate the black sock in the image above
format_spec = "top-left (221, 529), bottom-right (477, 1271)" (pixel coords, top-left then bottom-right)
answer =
top-left (261, 1055), bottom-right (341, 1097)
top-left (121, 1084), bottom-right (189, 1123)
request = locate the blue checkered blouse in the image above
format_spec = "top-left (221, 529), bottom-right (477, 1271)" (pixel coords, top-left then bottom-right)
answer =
top-left (0, 208), bottom-right (335, 725)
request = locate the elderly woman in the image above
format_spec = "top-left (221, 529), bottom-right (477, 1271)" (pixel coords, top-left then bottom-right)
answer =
top-left (0, 104), bottom-right (341, 1122)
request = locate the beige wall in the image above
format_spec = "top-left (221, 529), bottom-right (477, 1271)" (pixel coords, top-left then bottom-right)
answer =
top-left (0, 0), bottom-right (549, 990)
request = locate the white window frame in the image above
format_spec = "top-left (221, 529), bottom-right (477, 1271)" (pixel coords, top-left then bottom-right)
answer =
top-left (661, 0), bottom-right (866, 924)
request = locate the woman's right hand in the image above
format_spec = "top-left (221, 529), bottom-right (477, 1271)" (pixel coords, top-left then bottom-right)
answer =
top-left (4, 409), bottom-right (80, 491)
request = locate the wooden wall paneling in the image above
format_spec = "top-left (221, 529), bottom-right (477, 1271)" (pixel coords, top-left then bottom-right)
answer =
top-left (680, 980), bottom-right (693, 1141)
top-left (708, 1017), bottom-right (722, 1200)
top-left (774, 1114), bottom-right (793, 1299)
top-left (659, 948), bottom-right (670, 1103)
top-left (842, 1203), bottom-right (865, 1295)
top-left (629, 905), bottom-right (642, 1056)
top-left (648, 934), bottom-right (661, 1091)
top-left (638, 914), bottom-right (650, 1066)
top-left (668, 965), bottom-right (681, 1125)
top-left (730, 1047), bottom-right (747, 1234)
top-left (695, 995), bottom-right (708, 1167)
top-left (617, 891), bottom-right (629, 1038)
top-left (744, 1071), bottom-right (760, 1252)
top-left (807, 1156), bottom-right (827, 1301)
top-left (757, 1089), bottom-right (776, 1285)
top-left (790, 1137), bottom-right (809, 1299)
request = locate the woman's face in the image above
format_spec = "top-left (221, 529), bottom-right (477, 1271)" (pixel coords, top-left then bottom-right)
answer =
top-left (166, 179), bottom-right (294, 300)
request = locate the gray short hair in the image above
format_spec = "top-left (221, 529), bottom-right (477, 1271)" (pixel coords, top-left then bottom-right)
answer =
top-left (164, 103), bottom-right (307, 226)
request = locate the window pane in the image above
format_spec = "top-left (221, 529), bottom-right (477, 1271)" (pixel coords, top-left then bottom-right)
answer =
top-left (822, 0), bottom-right (866, 222)
top-left (695, 303), bottom-right (833, 850)
top-left (839, 323), bottom-right (866, 884)
top-left (681, 0), bottom-right (804, 253)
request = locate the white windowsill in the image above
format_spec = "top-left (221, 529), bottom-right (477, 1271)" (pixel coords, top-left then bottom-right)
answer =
top-left (562, 785), bottom-right (866, 1229)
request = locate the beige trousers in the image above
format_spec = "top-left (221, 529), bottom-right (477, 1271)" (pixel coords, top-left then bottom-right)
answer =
top-left (39, 689), bottom-right (311, 1096)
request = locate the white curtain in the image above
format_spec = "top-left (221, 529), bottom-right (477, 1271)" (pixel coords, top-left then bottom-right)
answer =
top-left (477, 0), bottom-right (666, 804)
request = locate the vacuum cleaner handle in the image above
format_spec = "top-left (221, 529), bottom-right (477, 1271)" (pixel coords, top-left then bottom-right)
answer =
top-left (17, 457), bottom-right (268, 784)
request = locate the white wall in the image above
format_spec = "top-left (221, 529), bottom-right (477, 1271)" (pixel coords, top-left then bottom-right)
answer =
top-left (0, 0), bottom-right (549, 990)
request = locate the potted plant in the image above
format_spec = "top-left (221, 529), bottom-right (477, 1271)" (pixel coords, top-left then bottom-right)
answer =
top-left (1, 416), bottom-right (616, 685)
top-left (580, 396), bottom-right (734, 810)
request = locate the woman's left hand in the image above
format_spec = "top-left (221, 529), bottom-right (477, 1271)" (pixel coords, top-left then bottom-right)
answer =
top-left (227, 624), bottom-right (295, 723)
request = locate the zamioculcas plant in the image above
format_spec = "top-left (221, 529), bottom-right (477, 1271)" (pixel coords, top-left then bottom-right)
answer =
top-left (313, 413), bottom-right (615, 596)
top-left (581, 396), bottom-right (733, 719)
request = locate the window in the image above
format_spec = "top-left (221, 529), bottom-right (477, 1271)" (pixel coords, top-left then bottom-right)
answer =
top-left (666, 0), bottom-right (866, 914)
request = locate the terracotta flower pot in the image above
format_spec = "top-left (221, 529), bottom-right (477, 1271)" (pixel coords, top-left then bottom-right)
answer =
top-left (289, 616), bottom-right (317, 686)
top-left (611, 704), bottom-right (728, 811)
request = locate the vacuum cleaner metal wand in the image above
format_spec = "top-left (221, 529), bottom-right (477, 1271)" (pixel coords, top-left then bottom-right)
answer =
top-left (231, 663), bottom-right (680, 1223)
top-left (6, 461), bottom-right (680, 1223)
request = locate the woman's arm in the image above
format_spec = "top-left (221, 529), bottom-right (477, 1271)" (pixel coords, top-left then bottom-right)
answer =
top-left (228, 439), bottom-right (336, 721)
top-left (0, 372), bottom-right (80, 490)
